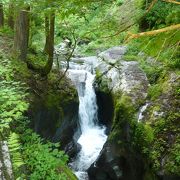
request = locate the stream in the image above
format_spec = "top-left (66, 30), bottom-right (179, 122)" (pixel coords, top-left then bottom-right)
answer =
top-left (62, 59), bottom-right (107, 179)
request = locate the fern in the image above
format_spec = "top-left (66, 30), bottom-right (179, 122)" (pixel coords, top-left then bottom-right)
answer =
top-left (8, 133), bottom-right (25, 172)
top-left (0, 56), bottom-right (28, 178)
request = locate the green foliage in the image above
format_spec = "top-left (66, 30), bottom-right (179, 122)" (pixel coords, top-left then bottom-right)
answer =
top-left (0, 0), bottom-right (179, 178)
top-left (126, 29), bottom-right (180, 71)
top-left (0, 26), bottom-right (13, 37)
top-left (21, 129), bottom-right (72, 180)
top-left (144, 1), bottom-right (180, 29)
top-left (8, 132), bottom-right (25, 177)
top-left (27, 52), bottom-right (47, 69)
top-left (132, 123), bottom-right (154, 153)
top-left (0, 58), bottom-right (29, 136)
top-left (0, 56), bottom-right (28, 177)
top-left (56, 1), bottom-right (125, 55)
top-left (109, 94), bottom-right (136, 141)
top-left (110, 88), bottom-right (179, 176)
top-left (147, 84), bottom-right (162, 100)
top-left (165, 140), bottom-right (180, 175)
top-left (149, 113), bottom-right (180, 174)
top-left (116, 0), bottom-right (124, 6)
top-left (110, 93), bottom-right (154, 155)
top-left (114, 95), bottom-right (135, 123)
top-left (95, 69), bottom-right (111, 93)
top-left (141, 64), bottom-right (163, 85)
top-left (10, 57), bottom-right (32, 79)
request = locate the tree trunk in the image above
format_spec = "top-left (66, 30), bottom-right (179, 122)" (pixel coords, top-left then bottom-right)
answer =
top-left (14, 9), bottom-right (29, 61)
top-left (44, 15), bottom-right (50, 54)
top-left (0, 3), bottom-right (4, 27)
top-left (8, 3), bottom-right (14, 30)
top-left (0, 141), bottom-right (14, 180)
top-left (42, 12), bottom-right (55, 76)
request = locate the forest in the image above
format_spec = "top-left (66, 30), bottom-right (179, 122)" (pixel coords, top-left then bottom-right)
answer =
top-left (0, 0), bottom-right (179, 180)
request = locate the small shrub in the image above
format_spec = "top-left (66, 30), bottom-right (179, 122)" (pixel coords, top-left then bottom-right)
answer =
top-left (116, 0), bottom-right (124, 6)
top-left (0, 26), bottom-right (14, 37)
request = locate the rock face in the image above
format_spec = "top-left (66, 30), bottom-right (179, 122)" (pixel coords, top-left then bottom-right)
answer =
top-left (95, 90), bottom-right (114, 132)
top-left (137, 72), bottom-right (180, 180)
top-left (28, 76), bottom-right (80, 157)
top-left (87, 47), bottom-right (180, 180)
top-left (30, 96), bottom-right (79, 149)
top-left (88, 142), bottom-right (144, 180)
top-left (88, 46), bottom-right (149, 180)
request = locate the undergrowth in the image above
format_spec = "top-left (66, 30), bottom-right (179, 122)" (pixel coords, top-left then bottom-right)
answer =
top-left (0, 54), bottom-right (76, 179)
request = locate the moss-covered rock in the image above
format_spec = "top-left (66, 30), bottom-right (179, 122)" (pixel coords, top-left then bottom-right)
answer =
top-left (138, 72), bottom-right (180, 178)
top-left (88, 93), bottom-right (147, 180)
top-left (26, 70), bottom-right (79, 150)
top-left (89, 43), bottom-right (179, 179)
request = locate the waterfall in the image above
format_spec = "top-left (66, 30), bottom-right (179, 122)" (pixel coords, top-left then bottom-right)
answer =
top-left (65, 62), bottom-right (107, 180)
top-left (138, 103), bottom-right (149, 122)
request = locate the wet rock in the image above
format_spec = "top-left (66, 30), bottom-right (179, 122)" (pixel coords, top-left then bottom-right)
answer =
top-left (77, 39), bottom-right (91, 46)
top-left (153, 111), bottom-right (164, 117)
top-left (55, 39), bottom-right (71, 56)
top-left (54, 39), bottom-right (72, 65)
top-left (137, 102), bottom-right (150, 122)
top-left (137, 72), bottom-right (180, 178)
top-left (52, 100), bottom-right (79, 149)
top-left (88, 142), bottom-right (144, 180)
top-left (28, 74), bottom-right (79, 153)
top-left (96, 90), bottom-right (114, 132)
top-left (71, 56), bottom-right (99, 73)
top-left (29, 97), bottom-right (79, 151)
top-left (64, 141), bottom-right (81, 159)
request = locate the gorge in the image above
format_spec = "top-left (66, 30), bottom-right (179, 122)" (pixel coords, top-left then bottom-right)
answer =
top-left (0, 0), bottom-right (179, 179)
top-left (54, 45), bottom-right (149, 179)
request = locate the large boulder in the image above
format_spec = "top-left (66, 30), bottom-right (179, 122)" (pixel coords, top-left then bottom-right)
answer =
top-left (95, 46), bottom-right (149, 101)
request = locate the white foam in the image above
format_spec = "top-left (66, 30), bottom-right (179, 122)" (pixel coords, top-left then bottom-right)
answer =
top-left (65, 62), bottom-right (107, 179)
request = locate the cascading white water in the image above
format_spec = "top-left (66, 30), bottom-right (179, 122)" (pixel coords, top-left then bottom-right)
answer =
top-left (65, 62), bottom-right (107, 180)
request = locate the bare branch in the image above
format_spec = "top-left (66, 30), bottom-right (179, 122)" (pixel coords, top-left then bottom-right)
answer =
top-left (58, 21), bottom-right (78, 81)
